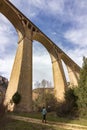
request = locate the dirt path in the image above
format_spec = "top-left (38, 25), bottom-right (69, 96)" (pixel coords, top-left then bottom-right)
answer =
top-left (10, 115), bottom-right (87, 130)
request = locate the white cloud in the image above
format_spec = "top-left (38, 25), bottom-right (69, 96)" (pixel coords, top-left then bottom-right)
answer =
top-left (63, 0), bottom-right (87, 48)
top-left (27, 0), bottom-right (64, 14)
top-left (64, 28), bottom-right (87, 47)
top-left (10, 0), bottom-right (38, 18)
top-left (10, 0), bottom-right (23, 7)
top-left (48, 0), bottom-right (64, 14)
top-left (0, 15), bottom-right (11, 47)
top-left (0, 56), bottom-right (15, 79)
top-left (0, 14), bottom-right (17, 49)
top-left (33, 42), bottom-right (53, 84)
top-left (64, 47), bottom-right (87, 68)
top-left (0, 13), bottom-right (17, 79)
top-left (10, 0), bottom-right (64, 18)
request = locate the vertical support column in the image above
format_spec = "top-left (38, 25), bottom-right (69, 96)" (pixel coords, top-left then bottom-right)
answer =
top-left (4, 30), bottom-right (33, 112)
top-left (17, 36), bottom-right (32, 112)
top-left (67, 65), bottom-right (78, 87)
top-left (75, 72), bottom-right (80, 80)
top-left (51, 53), bottom-right (67, 101)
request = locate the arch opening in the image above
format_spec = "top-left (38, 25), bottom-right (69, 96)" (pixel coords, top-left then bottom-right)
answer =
top-left (0, 13), bottom-right (18, 80)
top-left (61, 60), bottom-right (70, 87)
top-left (33, 40), bottom-right (54, 89)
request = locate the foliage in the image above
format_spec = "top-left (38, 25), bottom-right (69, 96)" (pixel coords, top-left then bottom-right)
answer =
top-left (56, 88), bottom-right (78, 118)
top-left (33, 79), bottom-right (53, 111)
top-left (12, 92), bottom-right (21, 105)
top-left (45, 93), bottom-right (57, 112)
top-left (33, 91), bottom-right (57, 112)
top-left (56, 57), bottom-right (87, 118)
top-left (0, 76), bottom-right (8, 88)
top-left (0, 101), bottom-right (5, 117)
top-left (75, 57), bottom-right (87, 117)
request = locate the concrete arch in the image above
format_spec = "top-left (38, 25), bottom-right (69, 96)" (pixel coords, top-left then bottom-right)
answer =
top-left (0, 0), bottom-right (25, 41)
top-left (0, 0), bottom-right (81, 112)
top-left (61, 55), bottom-right (80, 86)
top-left (33, 33), bottom-right (67, 100)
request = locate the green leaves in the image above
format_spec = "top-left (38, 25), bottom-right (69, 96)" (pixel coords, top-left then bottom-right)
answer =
top-left (76, 57), bottom-right (87, 117)
top-left (12, 92), bottom-right (21, 105)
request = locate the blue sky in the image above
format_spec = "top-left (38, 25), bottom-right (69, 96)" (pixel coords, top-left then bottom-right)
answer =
top-left (0, 0), bottom-right (87, 88)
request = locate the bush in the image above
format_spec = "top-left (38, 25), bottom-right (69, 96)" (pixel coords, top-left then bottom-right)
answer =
top-left (33, 92), bottom-right (57, 112)
top-left (75, 57), bottom-right (87, 117)
top-left (56, 88), bottom-right (78, 118)
top-left (0, 102), bottom-right (5, 117)
top-left (45, 93), bottom-right (57, 112)
top-left (12, 92), bottom-right (21, 105)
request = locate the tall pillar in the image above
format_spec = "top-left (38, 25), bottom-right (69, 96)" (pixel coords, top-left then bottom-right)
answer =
top-left (67, 65), bottom-right (78, 87)
top-left (4, 31), bottom-right (33, 112)
top-left (51, 53), bottom-right (67, 101)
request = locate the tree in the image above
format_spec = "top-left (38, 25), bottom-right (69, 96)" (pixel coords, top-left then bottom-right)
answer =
top-left (76, 57), bottom-right (87, 117)
top-left (12, 92), bottom-right (21, 105)
top-left (56, 87), bottom-right (78, 117)
top-left (34, 81), bottom-right (40, 88)
top-left (41, 79), bottom-right (47, 88)
top-left (33, 89), bottom-right (57, 112)
top-left (45, 93), bottom-right (57, 112)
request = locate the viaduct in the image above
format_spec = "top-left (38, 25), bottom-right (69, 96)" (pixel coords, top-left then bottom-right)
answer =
top-left (0, 0), bottom-right (81, 112)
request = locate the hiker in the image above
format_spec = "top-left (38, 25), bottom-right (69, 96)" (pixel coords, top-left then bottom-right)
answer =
top-left (42, 106), bottom-right (47, 123)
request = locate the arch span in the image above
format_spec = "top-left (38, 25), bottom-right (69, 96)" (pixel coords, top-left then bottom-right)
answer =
top-left (33, 32), bottom-right (67, 100)
top-left (0, 0), bottom-right (81, 112)
top-left (33, 40), bottom-right (53, 88)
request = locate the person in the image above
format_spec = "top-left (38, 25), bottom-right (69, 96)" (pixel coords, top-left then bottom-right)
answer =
top-left (42, 106), bottom-right (47, 123)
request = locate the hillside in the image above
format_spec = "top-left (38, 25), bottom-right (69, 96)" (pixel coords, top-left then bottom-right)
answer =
top-left (0, 76), bottom-right (8, 103)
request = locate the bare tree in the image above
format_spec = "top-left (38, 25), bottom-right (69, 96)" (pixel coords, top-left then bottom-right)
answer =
top-left (41, 79), bottom-right (47, 88)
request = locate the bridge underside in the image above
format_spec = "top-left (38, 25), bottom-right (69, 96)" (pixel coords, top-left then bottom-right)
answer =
top-left (0, 0), bottom-right (81, 112)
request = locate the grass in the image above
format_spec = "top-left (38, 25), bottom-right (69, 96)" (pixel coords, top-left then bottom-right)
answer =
top-left (1, 111), bottom-right (87, 130)
top-left (0, 116), bottom-right (66, 130)
top-left (11, 111), bottom-right (87, 126)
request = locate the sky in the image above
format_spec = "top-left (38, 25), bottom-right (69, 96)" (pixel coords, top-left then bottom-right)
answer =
top-left (0, 0), bottom-right (87, 88)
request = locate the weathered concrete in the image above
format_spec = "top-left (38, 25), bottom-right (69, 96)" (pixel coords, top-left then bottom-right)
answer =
top-left (0, 0), bottom-right (81, 112)
top-left (67, 65), bottom-right (79, 86)
top-left (51, 53), bottom-right (67, 100)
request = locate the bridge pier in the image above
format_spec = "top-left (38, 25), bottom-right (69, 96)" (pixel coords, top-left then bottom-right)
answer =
top-left (66, 65), bottom-right (79, 87)
top-left (4, 31), bottom-right (33, 112)
top-left (51, 53), bottom-right (67, 101)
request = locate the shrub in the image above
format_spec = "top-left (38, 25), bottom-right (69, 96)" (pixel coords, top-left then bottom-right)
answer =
top-left (75, 57), bottom-right (87, 117)
top-left (12, 92), bottom-right (21, 105)
top-left (33, 92), bottom-right (57, 112)
top-left (56, 88), bottom-right (78, 118)
top-left (0, 101), bottom-right (5, 117)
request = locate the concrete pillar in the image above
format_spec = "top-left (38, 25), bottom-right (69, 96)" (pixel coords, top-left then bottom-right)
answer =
top-left (75, 72), bottom-right (80, 80)
top-left (51, 54), bottom-right (67, 101)
top-left (67, 65), bottom-right (78, 87)
top-left (4, 32), bottom-right (33, 112)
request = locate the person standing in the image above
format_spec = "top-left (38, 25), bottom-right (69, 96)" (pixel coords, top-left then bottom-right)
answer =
top-left (42, 107), bottom-right (47, 123)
